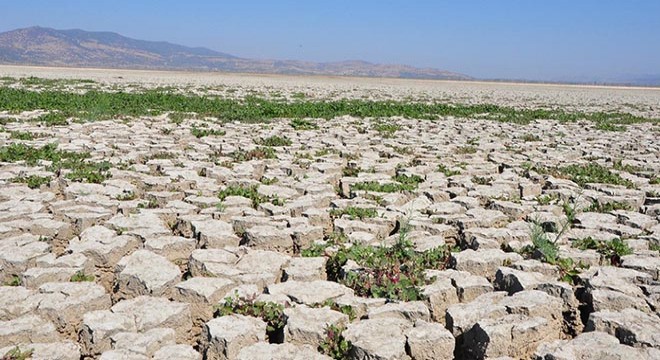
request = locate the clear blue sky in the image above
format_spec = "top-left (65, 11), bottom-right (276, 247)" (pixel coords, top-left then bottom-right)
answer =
top-left (3, 0), bottom-right (659, 81)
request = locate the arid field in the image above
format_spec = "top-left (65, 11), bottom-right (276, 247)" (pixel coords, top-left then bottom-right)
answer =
top-left (0, 65), bottom-right (659, 359)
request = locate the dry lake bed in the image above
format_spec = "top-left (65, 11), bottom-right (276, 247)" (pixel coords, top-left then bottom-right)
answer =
top-left (0, 65), bottom-right (659, 359)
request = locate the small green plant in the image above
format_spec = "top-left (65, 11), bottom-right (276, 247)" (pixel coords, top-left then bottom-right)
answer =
top-left (313, 299), bottom-right (357, 321)
top-left (62, 160), bottom-right (111, 184)
top-left (342, 166), bottom-right (361, 177)
top-left (33, 112), bottom-right (69, 126)
top-left (10, 175), bottom-right (51, 189)
top-left (168, 112), bottom-right (193, 125)
top-left (390, 145), bottom-right (414, 155)
top-left (290, 118), bottom-right (319, 130)
top-left (584, 201), bottom-right (633, 213)
top-left (318, 324), bottom-right (352, 360)
top-left (257, 135), bottom-right (292, 147)
top-left (373, 122), bottom-right (400, 138)
top-left (650, 177), bottom-right (660, 185)
top-left (5, 275), bottom-right (21, 286)
top-left (270, 196), bottom-right (285, 206)
top-left (145, 152), bottom-right (176, 160)
top-left (329, 207), bottom-right (378, 220)
top-left (10, 131), bottom-right (47, 140)
top-left (308, 221), bottom-right (451, 301)
top-left (612, 159), bottom-right (642, 173)
top-left (70, 270), bottom-right (95, 282)
top-left (231, 147), bottom-right (277, 161)
top-left (466, 137), bottom-right (480, 146)
top-left (521, 133), bottom-right (541, 142)
top-left (559, 163), bottom-right (634, 188)
top-left (218, 184), bottom-right (279, 208)
top-left (392, 173), bottom-right (424, 189)
top-left (650, 243), bottom-right (660, 252)
top-left (536, 194), bottom-right (558, 205)
top-left (526, 222), bottom-right (560, 264)
top-left (301, 242), bottom-right (330, 257)
top-left (573, 237), bottom-right (632, 266)
top-left (519, 218), bottom-right (587, 284)
top-left (116, 191), bottom-right (137, 201)
top-left (351, 181), bottom-right (415, 193)
top-left (215, 294), bottom-right (286, 341)
top-left (137, 199), bottom-right (159, 209)
top-left (472, 176), bottom-right (492, 185)
top-left (455, 145), bottom-right (477, 154)
top-left (596, 122), bottom-right (625, 132)
top-left (190, 126), bottom-right (225, 138)
top-left (260, 176), bottom-right (279, 185)
top-left (3, 346), bottom-right (34, 360)
top-left (437, 164), bottom-right (461, 177)
top-left (315, 148), bottom-right (334, 157)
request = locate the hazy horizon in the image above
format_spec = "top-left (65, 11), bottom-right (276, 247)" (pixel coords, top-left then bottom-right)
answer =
top-left (3, 0), bottom-right (659, 83)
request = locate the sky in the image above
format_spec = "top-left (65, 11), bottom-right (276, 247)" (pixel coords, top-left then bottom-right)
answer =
top-left (2, 0), bottom-right (660, 82)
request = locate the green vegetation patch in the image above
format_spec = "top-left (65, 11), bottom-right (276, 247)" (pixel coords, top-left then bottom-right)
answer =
top-left (217, 184), bottom-right (282, 208)
top-left (0, 143), bottom-right (110, 183)
top-left (455, 145), bottom-right (478, 154)
top-left (190, 126), bottom-right (225, 138)
top-left (329, 207), bottom-right (378, 220)
top-left (256, 135), bottom-right (292, 147)
top-left (2, 85), bottom-right (656, 125)
top-left (303, 225), bottom-right (450, 301)
top-left (437, 164), bottom-right (461, 177)
top-left (230, 147), bottom-right (277, 162)
top-left (215, 294), bottom-right (286, 341)
top-left (9, 130), bottom-right (48, 140)
top-left (70, 270), bottom-right (95, 282)
top-left (3, 346), bottom-right (34, 360)
top-left (290, 118), bottom-right (319, 130)
top-left (319, 324), bottom-right (352, 360)
top-left (9, 175), bottom-right (51, 189)
top-left (351, 181), bottom-right (413, 193)
top-left (585, 201), bottom-right (634, 213)
top-left (525, 162), bottom-right (636, 188)
top-left (373, 122), bottom-right (400, 137)
top-left (559, 163), bottom-right (634, 188)
top-left (572, 237), bottom-right (632, 266)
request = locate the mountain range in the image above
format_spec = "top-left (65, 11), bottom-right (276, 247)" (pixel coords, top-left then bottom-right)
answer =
top-left (0, 26), bottom-right (471, 80)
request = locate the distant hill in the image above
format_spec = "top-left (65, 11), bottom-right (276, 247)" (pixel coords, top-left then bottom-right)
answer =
top-left (0, 26), bottom-right (471, 80)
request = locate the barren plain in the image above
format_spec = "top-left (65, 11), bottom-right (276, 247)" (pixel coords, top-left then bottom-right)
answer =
top-left (0, 65), bottom-right (659, 360)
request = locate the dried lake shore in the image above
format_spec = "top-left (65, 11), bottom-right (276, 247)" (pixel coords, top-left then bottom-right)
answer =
top-left (0, 65), bottom-right (659, 359)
